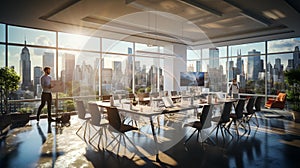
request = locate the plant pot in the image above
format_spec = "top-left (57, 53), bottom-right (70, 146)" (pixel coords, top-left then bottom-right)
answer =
top-left (9, 112), bottom-right (31, 129)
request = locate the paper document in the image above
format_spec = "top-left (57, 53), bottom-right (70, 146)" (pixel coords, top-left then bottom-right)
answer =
top-left (51, 80), bottom-right (64, 92)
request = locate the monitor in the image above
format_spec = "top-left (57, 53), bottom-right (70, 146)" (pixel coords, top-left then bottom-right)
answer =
top-left (180, 72), bottom-right (205, 86)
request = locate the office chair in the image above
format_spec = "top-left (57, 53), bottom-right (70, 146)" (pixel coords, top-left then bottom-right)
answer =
top-left (105, 106), bottom-right (140, 158)
top-left (184, 104), bottom-right (213, 144)
top-left (75, 100), bottom-right (91, 143)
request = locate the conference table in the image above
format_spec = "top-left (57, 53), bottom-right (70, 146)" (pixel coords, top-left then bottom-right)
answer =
top-left (94, 96), bottom-right (238, 161)
top-left (95, 100), bottom-right (202, 161)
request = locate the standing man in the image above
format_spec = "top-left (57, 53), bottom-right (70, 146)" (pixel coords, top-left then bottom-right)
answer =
top-left (229, 78), bottom-right (239, 98)
top-left (37, 66), bottom-right (55, 123)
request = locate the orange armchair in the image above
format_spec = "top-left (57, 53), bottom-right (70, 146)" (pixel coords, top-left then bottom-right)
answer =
top-left (265, 93), bottom-right (287, 109)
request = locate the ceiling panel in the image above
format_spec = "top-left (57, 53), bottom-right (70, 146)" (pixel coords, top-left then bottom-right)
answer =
top-left (0, 0), bottom-right (299, 47)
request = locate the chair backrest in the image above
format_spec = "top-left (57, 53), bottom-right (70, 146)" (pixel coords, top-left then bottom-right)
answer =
top-left (126, 93), bottom-right (135, 99)
top-left (220, 101), bottom-right (233, 123)
top-left (246, 97), bottom-right (256, 114)
top-left (254, 97), bottom-right (262, 111)
top-left (171, 91), bottom-right (177, 96)
top-left (235, 99), bottom-right (246, 119)
top-left (200, 104), bottom-right (213, 129)
top-left (75, 100), bottom-right (87, 119)
top-left (137, 92), bottom-right (149, 100)
top-left (106, 107), bottom-right (121, 131)
top-left (150, 92), bottom-right (159, 98)
top-left (276, 93), bottom-right (287, 102)
top-left (102, 95), bottom-right (112, 102)
top-left (88, 103), bottom-right (101, 126)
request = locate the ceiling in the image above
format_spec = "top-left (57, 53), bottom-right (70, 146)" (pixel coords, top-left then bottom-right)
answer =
top-left (1, 0), bottom-right (300, 48)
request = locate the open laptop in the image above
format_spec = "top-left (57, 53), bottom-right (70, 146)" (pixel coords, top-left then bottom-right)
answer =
top-left (162, 96), bottom-right (176, 108)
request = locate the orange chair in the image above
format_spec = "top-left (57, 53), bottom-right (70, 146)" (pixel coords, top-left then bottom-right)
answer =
top-left (265, 93), bottom-right (287, 110)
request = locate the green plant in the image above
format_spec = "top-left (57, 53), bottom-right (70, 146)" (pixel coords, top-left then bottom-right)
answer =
top-left (0, 67), bottom-right (20, 114)
top-left (18, 107), bottom-right (33, 114)
top-left (145, 87), bottom-right (151, 93)
top-left (64, 100), bottom-right (75, 112)
top-left (284, 68), bottom-right (300, 111)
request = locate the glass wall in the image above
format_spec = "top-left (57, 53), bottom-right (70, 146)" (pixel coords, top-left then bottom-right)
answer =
top-left (0, 23), bottom-right (5, 42)
top-left (0, 45), bottom-right (4, 67)
top-left (187, 40), bottom-right (300, 97)
top-left (58, 32), bottom-right (100, 51)
top-left (8, 25), bottom-right (55, 47)
top-left (1, 22), bottom-right (300, 114)
top-left (101, 53), bottom-right (129, 95)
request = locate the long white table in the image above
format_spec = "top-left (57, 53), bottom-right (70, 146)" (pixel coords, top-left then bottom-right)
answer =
top-left (95, 100), bottom-right (201, 161)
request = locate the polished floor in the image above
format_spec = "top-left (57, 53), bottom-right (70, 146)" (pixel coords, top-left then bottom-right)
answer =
top-left (1, 109), bottom-right (300, 168)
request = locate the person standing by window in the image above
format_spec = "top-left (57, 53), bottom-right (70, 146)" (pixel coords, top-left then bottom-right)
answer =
top-left (37, 66), bottom-right (55, 123)
top-left (229, 78), bottom-right (239, 98)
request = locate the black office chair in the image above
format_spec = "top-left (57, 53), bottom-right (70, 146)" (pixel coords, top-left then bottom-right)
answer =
top-left (184, 104), bottom-right (212, 144)
top-left (105, 106), bottom-right (140, 158)
top-left (243, 97), bottom-right (257, 134)
top-left (212, 101), bottom-right (234, 145)
top-left (228, 99), bottom-right (247, 137)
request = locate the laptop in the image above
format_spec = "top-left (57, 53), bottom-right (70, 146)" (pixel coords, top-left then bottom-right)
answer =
top-left (162, 97), bottom-right (175, 108)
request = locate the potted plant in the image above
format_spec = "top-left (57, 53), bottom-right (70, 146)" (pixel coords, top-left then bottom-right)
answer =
top-left (284, 68), bottom-right (300, 122)
top-left (0, 67), bottom-right (20, 114)
top-left (0, 67), bottom-right (20, 133)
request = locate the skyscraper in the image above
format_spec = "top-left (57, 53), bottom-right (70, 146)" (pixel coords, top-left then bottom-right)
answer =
top-left (20, 40), bottom-right (33, 90)
top-left (209, 48), bottom-right (219, 69)
top-left (228, 60), bottom-right (234, 80)
top-left (293, 46), bottom-right (300, 69)
top-left (43, 52), bottom-right (55, 78)
top-left (236, 49), bottom-right (243, 75)
top-left (62, 53), bottom-right (75, 82)
top-left (247, 49), bottom-right (261, 80)
top-left (33, 66), bottom-right (43, 96)
top-left (196, 60), bottom-right (201, 72)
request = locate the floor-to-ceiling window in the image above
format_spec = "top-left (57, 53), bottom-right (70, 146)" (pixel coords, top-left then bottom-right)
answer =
top-left (58, 32), bottom-right (100, 100)
top-left (101, 38), bottom-right (133, 96)
top-left (135, 43), bottom-right (164, 93)
top-left (187, 39), bottom-right (300, 98)
top-left (229, 42), bottom-right (266, 95)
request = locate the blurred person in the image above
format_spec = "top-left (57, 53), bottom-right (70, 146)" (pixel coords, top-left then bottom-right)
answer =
top-left (36, 66), bottom-right (55, 123)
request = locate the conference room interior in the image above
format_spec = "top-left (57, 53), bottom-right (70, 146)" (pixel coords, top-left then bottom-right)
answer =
top-left (1, 0), bottom-right (300, 167)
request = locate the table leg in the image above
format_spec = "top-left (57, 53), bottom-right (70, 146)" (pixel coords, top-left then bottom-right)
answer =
top-left (149, 117), bottom-right (160, 162)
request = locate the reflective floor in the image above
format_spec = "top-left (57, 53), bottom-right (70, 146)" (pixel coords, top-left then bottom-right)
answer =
top-left (1, 110), bottom-right (300, 168)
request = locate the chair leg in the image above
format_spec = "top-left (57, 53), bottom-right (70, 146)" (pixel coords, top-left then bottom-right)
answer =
top-left (254, 113), bottom-right (259, 127)
top-left (184, 129), bottom-right (197, 144)
top-left (123, 134), bottom-right (141, 158)
top-left (106, 133), bottom-right (120, 151)
top-left (76, 120), bottom-right (89, 142)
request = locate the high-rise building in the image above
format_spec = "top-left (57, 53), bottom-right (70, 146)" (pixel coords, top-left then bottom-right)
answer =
top-left (113, 61), bottom-right (122, 73)
top-left (43, 52), bottom-right (55, 78)
top-left (228, 60), bottom-right (234, 80)
top-left (33, 66), bottom-right (43, 96)
top-left (247, 49), bottom-right (261, 80)
top-left (236, 50), bottom-right (243, 75)
top-left (286, 59), bottom-right (294, 71)
top-left (62, 53), bottom-right (75, 83)
top-left (196, 60), bottom-right (201, 72)
top-left (293, 46), bottom-right (300, 69)
top-left (209, 48), bottom-right (219, 69)
top-left (274, 58), bottom-right (282, 72)
top-left (20, 40), bottom-right (33, 90)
